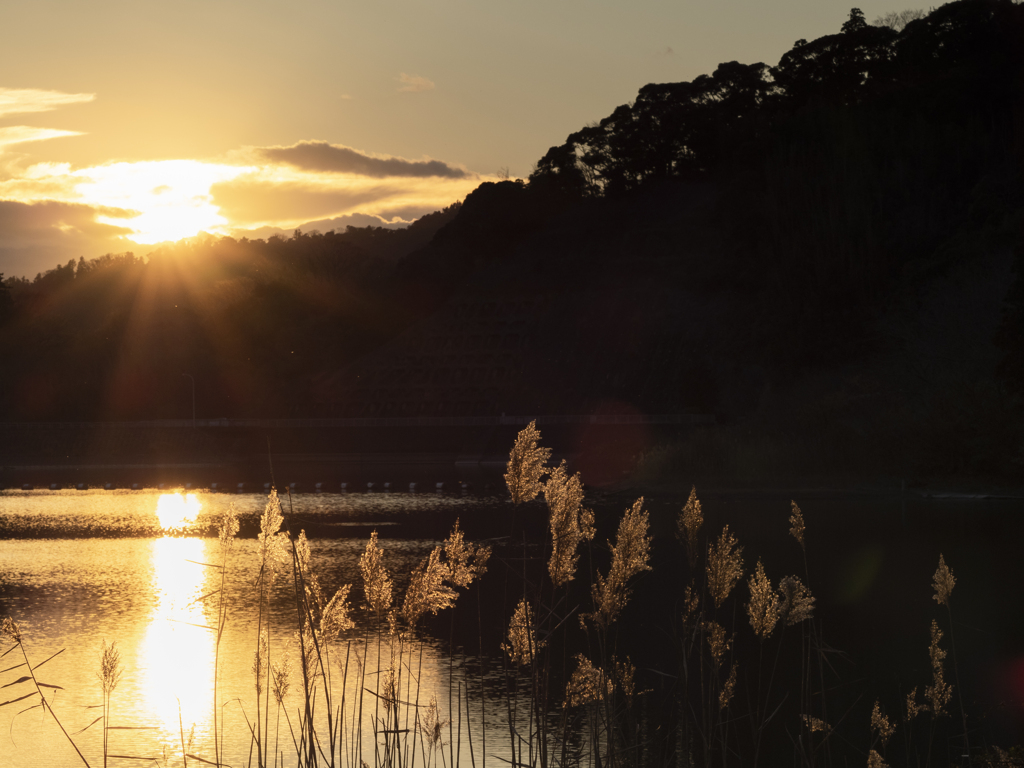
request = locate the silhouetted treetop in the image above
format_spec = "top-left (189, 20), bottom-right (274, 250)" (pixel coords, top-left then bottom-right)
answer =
top-left (529, 0), bottom-right (1023, 198)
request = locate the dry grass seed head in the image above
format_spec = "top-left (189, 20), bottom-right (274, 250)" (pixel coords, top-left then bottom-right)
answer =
top-left (545, 462), bottom-right (595, 588)
top-left (505, 420), bottom-right (551, 505)
top-left (867, 749), bottom-right (890, 768)
top-left (253, 630), bottom-right (269, 696)
top-left (321, 584), bottom-right (355, 640)
top-left (299, 628), bottom-right (323, 684)
top-left (589, 498), bottom-right (652, 628)
top-left (360, 531), bottom-right (393, 616)
top-left (870, 700), bottom-right (895, 747)
top-left (718, 662), bottom-right (738, 712)
top-left (982, 746), bottom-right (1024, 767)
top-left (401, 546), bottom-right (457, 627)
top-left (296, 529), bottom-right (326, 613)
top-left (257, 489), bottom-right (289, 576)
top-left (218, 503), bottom-right (239, 547)
top-left (704, 620), bottom-right (731, 669)
top-left (681, 584), bottom-right (700, 629)
top-left (381, 656), bottom-right (398, 715)
top-left (789, 501), bottom-right (805, 550)
top-left (707, 525), bottom-right (744, 609)
top-left (502, 598), bottom-right (543, 666)
top-left (677, 486), bottom-right (703, 568)
top-left (905, 688), bottom-right (925, 721)
top-left (778, 575), bottom-right (815, 626)
top-left (614, 656), bottom-right (637, 703)
top-left (747, 559), bottom-right (779, 641)
top-left (1, 616), bottom-right (21, 643)
top-left (401, 520), bottom-right (491, 627)
top-left (801, 715), bottom-right (830, 733)
top-left (925, 619), bottom-right (952, 716)
top-left (98, 640), bottom-right (123, 696)
top-left (296, 529), bottom-right (313, 576)
top-left (272, 653), bottom-right (292, 706)
top-left (565, 654), bottom-right (612, 708)
top-left (387, 609), bottom-right (399, 637)
top-left (421, 695), bottom-right (449, 750)
top-left (443, 519), bottom-right (491, 589)
top-left (932, 554), bottom-right (955, 607)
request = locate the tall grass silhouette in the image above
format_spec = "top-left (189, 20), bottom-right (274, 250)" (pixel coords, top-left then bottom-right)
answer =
top-left (0, 423), bottom-right (1018, 767)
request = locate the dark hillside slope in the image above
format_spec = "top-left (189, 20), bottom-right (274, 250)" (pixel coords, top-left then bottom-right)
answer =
top-left (315, 1), bottom-right (1024, 480)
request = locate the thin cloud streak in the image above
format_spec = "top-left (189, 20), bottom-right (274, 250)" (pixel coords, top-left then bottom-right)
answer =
top-left (397, 73), bottom-right (435, 93)
top-left (231, 212), bottom-right (411, 241)
top-left (0, 126), bottom-right (84, 148)
top-left (209, 166), bottom-right (478, 229)
top-left (257, 140), bottom-right (467, 179)
top-left (0, 88), bottom-right (95, 118)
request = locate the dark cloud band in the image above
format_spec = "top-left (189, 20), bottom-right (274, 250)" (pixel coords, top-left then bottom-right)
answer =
top-left (0, 200), bottom-right (135, 278)
top-left (259, 141), bottom-right (467, 179)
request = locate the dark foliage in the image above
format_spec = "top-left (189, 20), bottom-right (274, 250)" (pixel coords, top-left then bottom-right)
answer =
top-left (2, 0), bottom-right (1022, 429)
top-left (0, 210), bottom-right (459, 420)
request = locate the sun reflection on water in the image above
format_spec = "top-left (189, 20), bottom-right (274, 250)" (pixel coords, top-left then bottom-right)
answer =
top-left (140, 537), bottom-right (215, 746)
top-left (155, 492), bottom-right (202, 531)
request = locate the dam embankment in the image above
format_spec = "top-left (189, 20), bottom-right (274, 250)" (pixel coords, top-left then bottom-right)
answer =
top-left (0, 414), bottom-right (712, 489)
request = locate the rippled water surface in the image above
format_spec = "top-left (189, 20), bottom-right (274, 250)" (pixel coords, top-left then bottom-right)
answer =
top-left (3, 487), bottom-right (1023, 767)
top-left (0, 489), bottom-right (515, 768)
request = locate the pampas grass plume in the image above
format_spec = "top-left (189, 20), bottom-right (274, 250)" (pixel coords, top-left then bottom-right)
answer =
top-left (871, 700), bottom-right (895, 747)
top-left (778, 575), bottom-right (815, 626)
top-left (545, 461), bottom-right (595, 588)
top-left (588, 498), bottom-right (652, 628)
top-left (747, 559), bottom-right (779, 641)
top-left (502, 598), bottom-right (542, 666)
top-left (505, 420), bottom-right (551, 505)
top-left (932, 554), bottom-right (955, 607)
top-left (360, 530), bottom-right (393, 617)
top-left (677, 486), bottom-right (703, 568)
top-left (925, 619), bottom-right (952, 716)
top-left (789, 501), bottom-right (805, 550)
top-left (707, 526), bottom-right (744, 609)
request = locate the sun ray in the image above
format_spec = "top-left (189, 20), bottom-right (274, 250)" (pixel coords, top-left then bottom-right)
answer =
top-left (72, 160), bottom-right (253, 243)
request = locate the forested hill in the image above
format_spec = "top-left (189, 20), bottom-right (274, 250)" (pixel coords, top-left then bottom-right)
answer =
top-left (0, 204), bottom-right (461, 420)
top-left (0, 0), bottom-right (1022, 481)
top-left (398, 0), bottom-right (1023, 358)
top-left (379, 1), bottom-right (1024, 456)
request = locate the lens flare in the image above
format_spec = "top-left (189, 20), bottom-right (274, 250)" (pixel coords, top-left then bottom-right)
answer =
top-left (156, 492), bottom-right (202, 531)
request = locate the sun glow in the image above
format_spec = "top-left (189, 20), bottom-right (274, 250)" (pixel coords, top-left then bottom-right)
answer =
top-left (74, 160), bottom-right (252, 243)
top-left (156, 492), bottom-right (202, 531)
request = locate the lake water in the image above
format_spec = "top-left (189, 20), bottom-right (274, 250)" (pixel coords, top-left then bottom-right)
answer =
top-left (2, 486), bottom-right (1023, 767)
top-left (0, 489), bottom-right (519, 768)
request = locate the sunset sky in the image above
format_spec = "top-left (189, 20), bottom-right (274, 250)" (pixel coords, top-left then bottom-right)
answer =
top-left (0, 0), bottom-right (923, 278)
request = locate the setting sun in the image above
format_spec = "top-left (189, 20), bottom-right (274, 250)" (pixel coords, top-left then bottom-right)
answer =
top-left (76, 160), bottom-right (252, 243)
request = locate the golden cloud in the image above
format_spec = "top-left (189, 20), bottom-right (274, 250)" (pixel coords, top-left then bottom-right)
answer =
top-left (210, 167), bottom-right (478, 229)
top-left (0, 126), bottom-right (84, 148)
top-left (0, 127), bottom-right (485, 272)
top-left (0, 199), bottom-right (137, 278)
top-left (0, 88), bottom-right (95, 118)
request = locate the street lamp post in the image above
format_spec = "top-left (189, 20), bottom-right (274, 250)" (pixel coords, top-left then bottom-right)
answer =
top-left (181, 373), bottom-right (195, 428)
